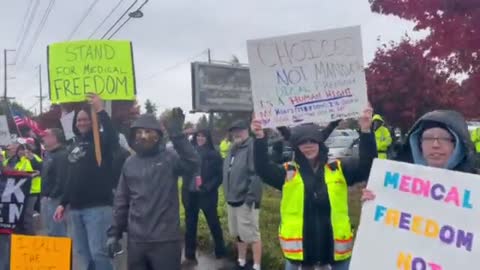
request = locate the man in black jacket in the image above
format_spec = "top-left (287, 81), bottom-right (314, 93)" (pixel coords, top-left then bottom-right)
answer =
top-left (107, 108), bottom-right (199, 270)
top-left (40, 128), bottom-right (69, 237)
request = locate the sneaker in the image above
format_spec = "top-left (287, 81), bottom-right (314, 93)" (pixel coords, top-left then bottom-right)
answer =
top-left (235, 263), bottom-right (247, 270)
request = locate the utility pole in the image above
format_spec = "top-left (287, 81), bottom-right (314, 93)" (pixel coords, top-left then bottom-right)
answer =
top-left (207, 48), bottom-right (215, 130)
top-left (35, 65), bottom-right (47, 114)
top-left (4, 49), bottom-right (7, 100)
top-left (3, 49), bottom-right (19, 135)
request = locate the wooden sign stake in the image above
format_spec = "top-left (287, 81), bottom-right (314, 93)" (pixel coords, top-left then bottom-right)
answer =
top-left (91, 107), bottom-right (102, 166)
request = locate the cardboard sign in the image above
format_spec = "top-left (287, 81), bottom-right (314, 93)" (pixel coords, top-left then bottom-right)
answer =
top-left (48, 40), bottom-right (136, 103)
top-left (247, 26), bottom-right (368, 128)
top-left (0, 171), bottom-right (32, 234)
top-left (10, 234), bottom-right (72, 270)
top-left (0, 115), bottom-right (11, 145)
top-left (350, 159), bottom-right (480, 269)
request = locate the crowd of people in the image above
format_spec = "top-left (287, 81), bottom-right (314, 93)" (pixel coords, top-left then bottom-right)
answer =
top-left (0, 91), bottom-right (479, 270)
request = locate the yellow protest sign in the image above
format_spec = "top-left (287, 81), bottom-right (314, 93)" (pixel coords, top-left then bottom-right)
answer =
top-left (48, 40), bottom-right (136, 103)
top-left (10, 234), bottom-right (72, 270)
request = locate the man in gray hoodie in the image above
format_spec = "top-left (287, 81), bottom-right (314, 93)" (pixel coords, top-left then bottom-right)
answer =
top-left (107, 108), bottom-right (199, 270)
top-left (223, 120), bottom-right (263, 270)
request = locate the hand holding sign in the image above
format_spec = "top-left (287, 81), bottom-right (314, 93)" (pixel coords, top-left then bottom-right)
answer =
top-left (87, 92), bottom-right (104, 113)
top-left (358, 104), bottom-right (373, 133)
top-left (87, 93), bottom-right (103, 166)
top-left (251, 117), bottom-right (265, 139)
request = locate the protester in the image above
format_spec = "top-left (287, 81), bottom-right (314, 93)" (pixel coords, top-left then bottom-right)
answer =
top-left (107, 109), bottom-right (199, 270)
top-left (54, 94), bottom-right (118, 270)
top-left (471, 126), bottom-right (480, 167)
top-left (251, 107), bottom-right (375, 270)
top-left (219, 134), bottom-right (232, 159)
top-left (40, 128), bottom-right (68, 237)
top-left (182, 129), bottom-right (226, 266)
top-left (372, 114), bottom-right (392, 159)
top-left (11, 143), bottom-right (42, 235)
top-left (223, 120), bottom-right (263, 270)
top-left (363, 110), bottom-right (477, 201)
top-left (3, 142), bottom-right (19, 168)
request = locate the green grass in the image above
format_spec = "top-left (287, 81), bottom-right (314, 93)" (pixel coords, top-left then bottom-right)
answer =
top-left (179, 182), bottom-right (366, 269)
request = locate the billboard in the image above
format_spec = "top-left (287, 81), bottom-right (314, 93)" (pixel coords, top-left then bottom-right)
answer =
top-left (191, 62), bottom-right (253, 112)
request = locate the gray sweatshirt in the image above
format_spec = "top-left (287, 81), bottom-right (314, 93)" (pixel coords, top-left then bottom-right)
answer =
top-left (223, 137), bottom-right (262, 207)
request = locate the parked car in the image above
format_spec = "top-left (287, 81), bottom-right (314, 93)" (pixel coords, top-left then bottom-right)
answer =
top-left (325, 132), bottom-right (359, 161)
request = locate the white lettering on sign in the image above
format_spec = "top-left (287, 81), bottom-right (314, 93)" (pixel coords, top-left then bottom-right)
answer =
top-left (1, 178), bottom-right (27, 203)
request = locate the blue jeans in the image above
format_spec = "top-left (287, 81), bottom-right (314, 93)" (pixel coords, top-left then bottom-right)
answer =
top-left (41, 197), bottom-right (67, 237)
top-left (0, 234), bottom-right (10, 270)
top-left (69, 206), bottom-right (113, 270)
top-left (285, 259), bottom-right (350, 270)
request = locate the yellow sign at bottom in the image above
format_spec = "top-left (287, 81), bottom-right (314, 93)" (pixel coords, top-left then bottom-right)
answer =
top-left (10, 234), bottom-right (72, 270)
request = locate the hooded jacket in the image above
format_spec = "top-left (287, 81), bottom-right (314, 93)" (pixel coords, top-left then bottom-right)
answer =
top-left (254, 123), bottom-right (377, 265)
top-left (397, 110), bottom-right (476, 173)
top-left (61, 110), bottom-right (118, 209)
top-left (109, 114), bottom-right (199, 242)
top-left (187, 130), bottom-right (223, 193)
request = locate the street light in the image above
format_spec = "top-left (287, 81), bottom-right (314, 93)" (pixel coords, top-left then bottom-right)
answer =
top-left (103, 0), bottom-right (149, 40)
top-left (128, 10), bottom-right (144, 18)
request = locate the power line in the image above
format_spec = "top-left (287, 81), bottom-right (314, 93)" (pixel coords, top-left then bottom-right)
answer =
top-left (101, 0), bottom-right (139, 39)
top-left (16, 0), bottom-right (35, 44)
top-left (107, 16), bottom-right (131, 39)
top-left (67, 0), bottom-right (101, 40)
top-left (16, 0), bottom-right (40, 59)
top-left (88, 0), bottom-right (127, 39)
top-left (142, 50), bottom-right (208, 82)
top-left (107, 0), bottom-right (149, 39)
top-left (18, 0), bottom-right (56, 66)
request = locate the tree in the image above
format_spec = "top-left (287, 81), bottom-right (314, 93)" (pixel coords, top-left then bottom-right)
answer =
top-left (184, 121), bottom-right (194, 130)
top-left (369, 0), bottom-right (480, 118)
top-left (196, 115), bottom-right (209, 130)
top-left (366, 37), bottom-right (459, 131)
top-left (214, 112), bottom-right (251, 134)
top-left (144, 99), bottom-right (157, 115)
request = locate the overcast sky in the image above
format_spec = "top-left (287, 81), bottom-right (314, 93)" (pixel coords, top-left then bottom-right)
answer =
top-left (0, 0), bottom-right (423, 121)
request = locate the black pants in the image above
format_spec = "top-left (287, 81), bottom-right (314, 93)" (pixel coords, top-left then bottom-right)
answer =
top-left (182, 189), bottom-right (226, 260)
top-left (128, 240), bottom-right (182, 270)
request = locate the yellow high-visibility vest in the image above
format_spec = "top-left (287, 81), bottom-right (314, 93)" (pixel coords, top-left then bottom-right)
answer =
top-left (14, 155), bottom-right (42, 194)
top-left (375, 126), bottom-right (392, 159)
top-left (279, 160), bottom-right (353, 262)
top-left (471, 127), bottom-right (480, 153)
top-left (219, 139), bottom-right (231, 159)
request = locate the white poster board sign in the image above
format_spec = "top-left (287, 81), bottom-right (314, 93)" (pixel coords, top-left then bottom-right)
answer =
top-left (60, 111), bottom-right (75, 141)
top-left (247, 26), bottom-right (368, 128)
top-left (350, 159), bottom-right (480, 269)
top-left (0, 115), bottom-right (11, 145)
